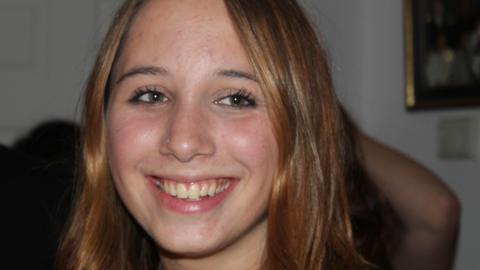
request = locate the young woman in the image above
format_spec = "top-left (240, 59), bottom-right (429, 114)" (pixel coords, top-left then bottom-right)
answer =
top-left (58, 0), bottom-right (366, 269)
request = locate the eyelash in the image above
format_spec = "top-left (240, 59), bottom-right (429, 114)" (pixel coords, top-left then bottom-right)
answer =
top-left (127, 87), bottom-right (257, 109)
top-left (215, 89), bottom-right (257, 109)
top-left (129, 87), bottom-right (168, 104)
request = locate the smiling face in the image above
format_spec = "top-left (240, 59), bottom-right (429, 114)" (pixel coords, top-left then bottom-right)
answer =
top-left (106, 0), bottom-right (277, 266)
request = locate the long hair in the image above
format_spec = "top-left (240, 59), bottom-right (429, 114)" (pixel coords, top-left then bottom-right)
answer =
top-left (341, 109), bottom-right (402, 270)
top-left (224, 1), bottom-right (367, 268)
top-left (57, 1), bottom-right (367, 269)
top-left (57, 1), bottom-right (158, 269)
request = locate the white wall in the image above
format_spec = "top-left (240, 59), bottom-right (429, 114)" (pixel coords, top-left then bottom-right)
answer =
top-left (0, 0), bottom-right (119, 145)
top-left (302, 0), bottom-right (480, 269)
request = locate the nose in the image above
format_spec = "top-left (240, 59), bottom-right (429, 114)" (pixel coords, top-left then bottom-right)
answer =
top-left (160, 103), bottom-right (215, 162)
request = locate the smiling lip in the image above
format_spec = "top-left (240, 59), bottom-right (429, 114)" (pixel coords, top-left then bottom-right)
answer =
top-left (147, 176), bottom-right (238, 214)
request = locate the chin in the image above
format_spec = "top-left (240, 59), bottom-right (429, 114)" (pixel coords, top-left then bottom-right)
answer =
top-left (156, 233), bottom-right (231, 259)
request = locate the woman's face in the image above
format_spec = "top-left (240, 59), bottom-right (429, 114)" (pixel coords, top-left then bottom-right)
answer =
top-left (106, 0), bottom-right (278, 261)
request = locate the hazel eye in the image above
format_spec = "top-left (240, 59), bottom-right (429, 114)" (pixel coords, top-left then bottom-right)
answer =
top-left (130, 88), bottom-right (168, 104)
top-left (215, 89), bottom-right (257, 108)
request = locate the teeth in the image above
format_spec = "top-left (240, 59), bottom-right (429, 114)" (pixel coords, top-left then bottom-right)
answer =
top-left (155, 178), bottom-right (230, 200)
top-left (208, 182), bottom-right (217, 197)
top-left (200, 183), bottom-right (209, 197)
top-left (188, 183), bottom-right (200, 200)
top-left (166, 181), bottom-right (176, 196)
top-left (177, 183), bottom-right (188, 199)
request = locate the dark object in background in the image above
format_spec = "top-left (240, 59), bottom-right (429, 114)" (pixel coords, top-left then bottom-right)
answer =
top-left (13, 120), bottom-right (80, 178)
top-left (1, 145), bottom-right (71, 269)
top-left (1, 120), bottom-right (79, 269)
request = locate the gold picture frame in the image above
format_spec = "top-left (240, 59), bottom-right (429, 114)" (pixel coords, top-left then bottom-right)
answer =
top-left (404, 0), bottom-right (480, 109)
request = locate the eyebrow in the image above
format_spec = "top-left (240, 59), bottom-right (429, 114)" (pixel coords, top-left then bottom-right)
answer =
top-left (116, 65), bottom-right (168, 84)
top-left (115, 66), bottom-right (258, 84)
top-left (215, 69), bottom-right (258, 82)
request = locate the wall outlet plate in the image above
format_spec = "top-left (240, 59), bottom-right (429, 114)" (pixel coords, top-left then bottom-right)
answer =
top-left (437, 117), bottom-right (479, 160)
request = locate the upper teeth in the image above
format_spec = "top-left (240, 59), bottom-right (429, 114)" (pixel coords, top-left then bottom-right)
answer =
top-left (154, 179), bottom-right (230, 200)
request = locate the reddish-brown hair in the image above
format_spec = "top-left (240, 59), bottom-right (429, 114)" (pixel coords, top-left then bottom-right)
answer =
top-left (224, 1), bottom-right (367, 268)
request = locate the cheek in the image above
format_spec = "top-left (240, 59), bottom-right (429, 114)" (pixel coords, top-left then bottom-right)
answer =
top-left (221, 115), bottom-right (278, 177)
top-left (107, 111), bottom-right (160, 172)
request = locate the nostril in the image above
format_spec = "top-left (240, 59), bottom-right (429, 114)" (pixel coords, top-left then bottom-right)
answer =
top-left (160, 133), bottom-right (215, 162)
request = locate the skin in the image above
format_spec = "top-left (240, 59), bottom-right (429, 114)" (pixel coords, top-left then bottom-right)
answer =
top-left (106, 1), bottom-right (278, 269)
top-left (358, 133), bottom-right (460, 270)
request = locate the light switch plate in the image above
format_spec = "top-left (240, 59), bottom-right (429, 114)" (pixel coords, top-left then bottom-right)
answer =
top-left (437, 117), bottom-right (478, 160)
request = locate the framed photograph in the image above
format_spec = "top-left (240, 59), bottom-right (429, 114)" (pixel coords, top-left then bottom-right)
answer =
top-left (404, 0), bottom-right (480, 109)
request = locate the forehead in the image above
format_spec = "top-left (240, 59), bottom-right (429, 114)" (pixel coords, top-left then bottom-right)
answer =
top-left (115, 0), bottom-right (251, 76)
top-left (131, 0), bottom-right (228, 38)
